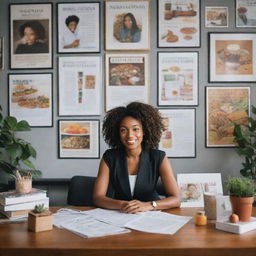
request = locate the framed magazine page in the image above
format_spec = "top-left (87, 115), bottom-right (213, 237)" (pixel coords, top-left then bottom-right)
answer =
top-left (157, 52), bottom-right (198, 106)
top-left (177, 173), bottom-right (223, 207)
top-left (209, 33), bottom-right (256, 82)
top-left (105, 0), bottom-right (150, 50)
top-left (0, 37), bottom-right (3, 70)
top-left (57, 2), bottom-right (100, 53)
top-left (9, 3), bottom-right (52, 69)
top-left (157, 0), bottom-right (200, 48)
top-left (205, 6), bottom-right (228, 28)
top-left (206, 86), bottom-right (250, 148)
top-left (8, 73), bottom-right (53, 127)
top-left (105, 52), bottom-right (149, 111)
top-left (58, 56), bottom-right (101, 116)
top-left (58, 119), bottom-right (100, 159)
top-left (236, 0), bottom-right (256, 27)
top-left (159, 108), bottom-right (196, 158)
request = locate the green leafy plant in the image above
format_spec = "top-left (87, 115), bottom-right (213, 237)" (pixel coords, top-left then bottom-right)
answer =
top-left (233, 105), bottom-right (256, 180)
top-left (0, 105), bottom-right (41, 177)
top-left (32, 204), bottom-right (46, 213)
top-left (225, 176), bottom-right (255, 197)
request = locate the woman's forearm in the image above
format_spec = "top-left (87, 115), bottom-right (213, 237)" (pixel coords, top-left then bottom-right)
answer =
top-left (153, 195), bottom-right (181, 211)
top-left (93, 195), bottom-right (126, 210)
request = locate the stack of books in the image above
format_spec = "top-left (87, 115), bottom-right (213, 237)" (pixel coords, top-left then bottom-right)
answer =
top-left (0, 188), bottom-right (49, 220)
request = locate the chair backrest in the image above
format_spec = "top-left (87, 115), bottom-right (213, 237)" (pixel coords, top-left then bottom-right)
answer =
top-left (67, 176), bottom-right (96, 206)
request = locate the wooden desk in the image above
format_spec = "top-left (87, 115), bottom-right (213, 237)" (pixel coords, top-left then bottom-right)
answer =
top-left (0, 207), bottom-right (256, 256)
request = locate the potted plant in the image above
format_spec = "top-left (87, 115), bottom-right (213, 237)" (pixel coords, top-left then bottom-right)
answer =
top-left (225, 176), bottom-right (255, 222)
top-left (0, 105), bottom-right (41, 191)
top-left (28, 204), bottom-right (52, 232)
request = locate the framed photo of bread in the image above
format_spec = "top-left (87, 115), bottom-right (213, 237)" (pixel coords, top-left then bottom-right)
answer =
top-left (205, 6), bottom-right (228, 28)
top-left (58, 120), bottom-right (100, 159)
top-left (105, 0), bottom-right (150, 50)
top-left (9, 3), bottom-right (52, 69)
top-left (157, 52), bottom-right (198, 106)
top-left (209, 33), bottom-right (256, 82)
top-left (8, 73), bottom-right (53, 127)
top-left (57, 2), bottom-right (100, 53)
top-left (206, 86), bottom-right (250, 147)
top-left (236, 0), bottom-right (256, 27)
top-left (157, 0), bottom-right (200, 48)
top-left (105, 52), bottom-right (149, 111)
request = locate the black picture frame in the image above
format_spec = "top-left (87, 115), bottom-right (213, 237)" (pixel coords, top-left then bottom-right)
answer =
top-left (157, 51), bottom-right (199, 106)
top-left (8, 73), bottom-right (53, 127)
top-left (9, 2), bottom-right (53, 70)
top-left (58, 119), bottom-right (100, 159)
top-left (157, 0), bottom-right (201, 48)
top-left (57, 2), bottom-right (101, 53)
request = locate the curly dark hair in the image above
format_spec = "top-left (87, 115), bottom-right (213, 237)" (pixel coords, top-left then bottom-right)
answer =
top-left (102, 102), bottom-right (164, 149)
top-left (65, 15), bottom-right (80, 26)
top-left (19, 21), bottom-right (46, 40)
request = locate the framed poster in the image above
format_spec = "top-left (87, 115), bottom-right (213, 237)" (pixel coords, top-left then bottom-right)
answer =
top-left (58, 119), bottom-right (100, 159)
top-left (9, 3), bottom-right (52, 69)
top-left (57, 2), bottom-right (100, 53)
top-left (209, 33), bottom-right (256, 82)
top-left (58, 56), bottom-right (101, 116)
top-left (206, 86), bottom-right (250, 147)
top-left (105, 53), bottom-right (149, 111)
top-left (159, 108), bottom-right (196, 158)
top-left (236, 0), bottom-right (256, 27)
top-left (158, 52), bottom-right (198, 106)
top-left (0, 37), bottom-right (3, 70)
top-left (105, 0), bottom-right (150, 50)
top-left (205, 7), bottom-right (228, 28)
top-left (177, 173), bottom-right (223, 207)
top-left (157, 0), bottom-right (200, 48)
top-left (8, 73), bottom-right (53, 127)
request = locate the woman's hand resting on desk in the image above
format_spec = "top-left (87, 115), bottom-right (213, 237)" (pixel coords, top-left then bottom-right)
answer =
top-left (121, 200), bottom-right (153, 214)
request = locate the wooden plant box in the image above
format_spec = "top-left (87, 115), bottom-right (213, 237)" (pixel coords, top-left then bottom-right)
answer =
top-left (28, 210), bottom-right (53, 232)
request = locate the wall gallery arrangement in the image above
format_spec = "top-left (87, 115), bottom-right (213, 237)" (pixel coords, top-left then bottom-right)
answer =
top-left (2, 0), bottom-right (255, 159)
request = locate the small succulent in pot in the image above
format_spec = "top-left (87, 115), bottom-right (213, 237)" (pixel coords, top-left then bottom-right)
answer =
top-left (32, 204), bottom-right (46, 214)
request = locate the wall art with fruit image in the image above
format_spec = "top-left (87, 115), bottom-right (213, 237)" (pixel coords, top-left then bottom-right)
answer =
top-left (58, 120), bottom-right (99, 159)
top-left (8, 73), bottom-right (53, 127)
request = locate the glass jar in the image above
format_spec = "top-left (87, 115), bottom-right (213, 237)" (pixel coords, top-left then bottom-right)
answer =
top-left (195, 211), bottom-right (207, 226)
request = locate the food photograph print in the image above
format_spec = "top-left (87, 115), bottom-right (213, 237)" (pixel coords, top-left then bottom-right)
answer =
top-left (206, 86), bottom-right (250, 147)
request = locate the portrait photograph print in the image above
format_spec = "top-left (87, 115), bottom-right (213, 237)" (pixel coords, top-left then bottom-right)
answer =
top-left (105, 0), bottom-right (150, 50)
top-left (209, 33), bottom-right (256, 82)
top-left (8, 73), bottom-right (53, 127)
top-left (10, 3), bottom-right (52, 69)
top-left (206, 86), bottom-right (250, 147)
top-left (236, 0), bottom-right (256, 27)
top-left (205, 7), bottom-right (228, 28)
top-left (158, 52), bottom-right (198, 106)
top-left (158, 0), bottom-right (200, 48)
top-left (57, 2), bottom-right (100, 53)
top-left (105, 53), bottom-right (149, 111)
top-left (159, 108), bottom-right (196, 158)
top-left (58, 120), bottom-right (100, 159)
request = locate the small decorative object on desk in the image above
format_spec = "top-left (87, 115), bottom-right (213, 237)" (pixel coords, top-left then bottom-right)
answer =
top-left (28, 203), bottom-right (52, 232)
top-left (15, 170), bottom-right (32, 194)
top-left (195, 210), bottom-right (207, 226)
top-left (204, 192), bottom-right (219, 220)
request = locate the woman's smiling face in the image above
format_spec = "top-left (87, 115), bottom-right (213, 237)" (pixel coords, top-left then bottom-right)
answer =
top-left (24, 27), bottom-right (38, 45)
top-left (124, 16), bottom-right (133, 29)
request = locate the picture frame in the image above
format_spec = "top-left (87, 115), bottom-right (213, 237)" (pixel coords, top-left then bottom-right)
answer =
top-left (105, 0), bottom-right (150, 50)
top-left (206, 86), bottom-right (250, 148)
top-left (105, 52), bottom-right (149, 111)
top-left (177, 173), bottom-right (223, 207)
top-left (236, 0), bottom-right (256, 27)
top-left (58, 56), bottom-right (101, 116)
top-left (0, 37), bottom-right (3, 70)
top-left (9, 3), bottom-right (53, 69)
top-left (209, 33), bottom-right (256, 82)
top-left (57, 2), bottom-right (100, 53)
top-left (157, 0), bottom-right (200, 48)
top-left (157, 52), bottom-right (198, 106)
top-left (58, 119), bottom-right (100, 159)
top-left (158, 108), bottom-right (196, 158)
top-left (8, 73), bottom-right (53, 127)
top-left (205, 6), bottom-right (228, 28)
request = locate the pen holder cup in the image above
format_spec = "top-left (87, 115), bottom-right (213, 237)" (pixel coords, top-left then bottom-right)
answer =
top-left (15, 178), bottom-right (32, 194)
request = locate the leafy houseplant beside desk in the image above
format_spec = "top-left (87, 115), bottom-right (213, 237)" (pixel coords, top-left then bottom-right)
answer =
top-left (0, 207), bottom-right (256, 256)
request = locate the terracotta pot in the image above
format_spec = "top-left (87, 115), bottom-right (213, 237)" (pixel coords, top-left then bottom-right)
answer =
top-left (229, 196), bottom-right (254, 222)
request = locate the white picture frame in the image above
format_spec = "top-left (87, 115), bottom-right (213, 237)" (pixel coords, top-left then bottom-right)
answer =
top-left (236, 0), bottom-right (256, 27)
top-left (205, 6), bottom-right (228, 28)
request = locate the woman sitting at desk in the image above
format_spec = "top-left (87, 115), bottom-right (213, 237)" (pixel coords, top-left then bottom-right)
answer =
top-left (93, 102), bottom-right (180, 213)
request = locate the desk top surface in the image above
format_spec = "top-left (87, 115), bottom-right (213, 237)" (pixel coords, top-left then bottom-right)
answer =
top-left (0, 207), bottom-right (256, 256)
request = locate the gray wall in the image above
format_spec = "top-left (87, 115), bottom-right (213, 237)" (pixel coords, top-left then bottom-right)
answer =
top-left (0, 0), bottom-right (255, 188)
